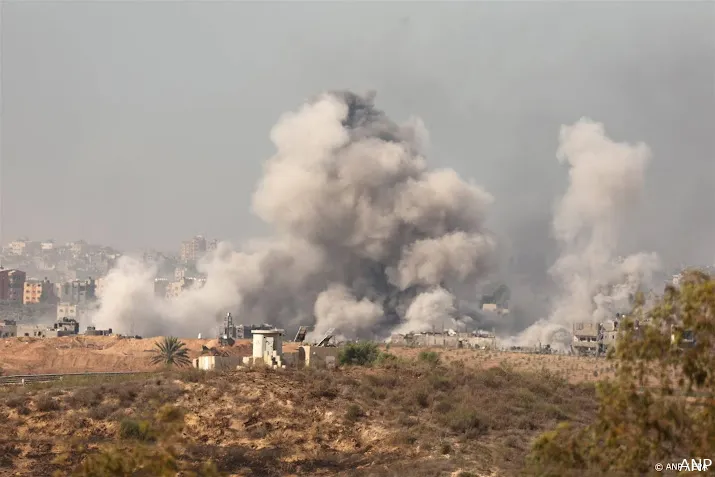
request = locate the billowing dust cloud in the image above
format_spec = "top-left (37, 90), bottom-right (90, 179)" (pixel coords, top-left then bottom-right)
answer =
top-left (507, 118), bottom-right (660, 349)
top-left (91, 91), bottom-right (499, 339)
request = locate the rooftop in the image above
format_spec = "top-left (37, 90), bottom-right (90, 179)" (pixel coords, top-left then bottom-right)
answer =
top-left (251, 328), bottom-right (284, 335)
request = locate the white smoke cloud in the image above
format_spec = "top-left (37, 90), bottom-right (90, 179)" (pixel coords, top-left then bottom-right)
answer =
top-left (508, 118), bottom-right (661, 349)
top-left (91, 91), bottom-right (498, 339)
top-left (311, 284), bottom-right (383, 341)
top-left (394, 287), bottom-right (457, 335)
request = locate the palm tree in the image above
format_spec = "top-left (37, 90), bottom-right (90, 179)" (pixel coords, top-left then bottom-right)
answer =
top-left (149, 336), bottom-right (192, 368)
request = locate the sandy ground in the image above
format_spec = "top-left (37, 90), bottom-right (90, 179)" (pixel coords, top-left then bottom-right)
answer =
top-left (0, 335), bottom-right (612, 382)
top-left (0, 336), bottom-right (301, 375)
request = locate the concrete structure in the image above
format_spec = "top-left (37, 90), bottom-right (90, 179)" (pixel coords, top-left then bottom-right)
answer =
top-left (241, 329), bottom-right (286, 368)
top-left (390, 331), bottom-right (497, 349)
top-left (54, 317), bottom-right (80, 334)
top-left (85, 326), bottom-right (112, 336)
top-left (174, 267), bottom-right (187, 281)
top-left (180, 235), bottom-right (207, 263)
top-left (23, 278), bottom-right (56, 304)
top-left (166, 277), bottom-right (196, 299)
top-left (192, 355), bottom-right (242, 371)
top-left (6, 240), bottom-right (40, 256)
top-left (236, 323), bottom-right (274, 339)
top-left (17, 318), bottom-right (79, 338)
top-left (0, 320), bottom-right (17, 338)
top-left (299, 345), bottom-right (340, 369)
top-left (57, 302), bottom-right (92, 321)
top-left (0, 269), bottom-right (26, 302)
top-left (17, 324), bottom-right (51, 338)
top-left (57, 278), bottom-right (96, 305)
top-left (571, 322), bottom-right (600, 355)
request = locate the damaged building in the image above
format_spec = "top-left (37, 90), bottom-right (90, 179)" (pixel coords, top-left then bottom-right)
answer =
top-left (389, 329), bottom-right (497, 349)
top-left (1, 320), bottom-right (17, 338)
top-left (85, 326), bottom-right (113, 336)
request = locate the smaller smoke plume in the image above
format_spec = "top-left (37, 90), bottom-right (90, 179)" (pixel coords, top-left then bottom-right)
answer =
top-left (508, 118), bottom-right (661, 349)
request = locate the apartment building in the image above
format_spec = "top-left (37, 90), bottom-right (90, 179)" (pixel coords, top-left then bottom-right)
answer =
top-left (57, 278), bottom-right (96, 304)
top-left (23, 278), bottom-right (56, 304)
top-left (56, 303), bottom-right (92, 321)
top-left (0, 268), bottom-right (26, 302)
top-left (180, 235), bottom-right (207, 263)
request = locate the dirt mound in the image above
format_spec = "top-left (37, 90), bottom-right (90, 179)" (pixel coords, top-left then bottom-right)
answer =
top-left (0, 336), bottom-right (257, 375)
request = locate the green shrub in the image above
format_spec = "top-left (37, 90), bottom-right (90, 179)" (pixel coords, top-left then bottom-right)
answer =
top-left (339, 342), bottom-right (381, 366)
top-left (345, 404), bottom-right (364, 422)
top-left (119, 418), bottom-right (155, 442)
top-left (418, 351), bottom-right (441, 366)
top-left (443, 408), bottom-right (490, 437)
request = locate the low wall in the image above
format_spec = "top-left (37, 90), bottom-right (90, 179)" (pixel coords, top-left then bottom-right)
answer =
top-left (192, 355), bottom-right (242, 371)
top-left (300, 345), bottom-right (340, 369)
top-left (390, 334), bottom-right (496, 349)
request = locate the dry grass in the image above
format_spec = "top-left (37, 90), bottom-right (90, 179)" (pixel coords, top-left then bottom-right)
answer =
top-left (0, 354), bottom-right (598, 476)
top-left (387, 346), bottom-right (616, 384)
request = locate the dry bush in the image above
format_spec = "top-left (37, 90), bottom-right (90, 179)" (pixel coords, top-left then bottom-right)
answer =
top-left (34, 394), bottom-right (60, 412)
top-left (5, 394), bottom-right (28, 409)
top-left (66, 387), bottom-right (104, 408)
top-left (525, 270), bottom-right (715, 476)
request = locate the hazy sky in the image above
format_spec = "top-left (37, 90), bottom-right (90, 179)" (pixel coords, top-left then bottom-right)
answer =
top-left (2, 1), bottom-right (713, 272)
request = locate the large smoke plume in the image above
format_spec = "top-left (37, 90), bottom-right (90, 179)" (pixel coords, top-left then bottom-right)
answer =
top-left (91, 91), bottom-right (498, 340)
top-left (508, 118), bottom-right (660, 349)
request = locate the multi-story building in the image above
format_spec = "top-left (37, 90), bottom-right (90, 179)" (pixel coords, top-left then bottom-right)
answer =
top-left (0, 320), bottom-right (17, 338)
top-left (166, 277), bottom-right (196, 299)
top-left (180, 235), bottom-right (207, 263)
top-left (0, 268), bottom-right (26, 302)
top-left (174, 267), bottom-right (187, 281)
top-left (56, 303), bottom-right (92, 322)
top-left (7, 240), bottom-right (40, 256)
top-left (7, 241), bottom-right (27, 255)
top-left (23, 278), bottom-right (56, 304)
top-left (57, 278), bottom-right (96, 304)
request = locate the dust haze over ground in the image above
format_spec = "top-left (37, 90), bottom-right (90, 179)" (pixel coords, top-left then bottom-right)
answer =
top-left (92, 92), bottom-right (499, 340)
